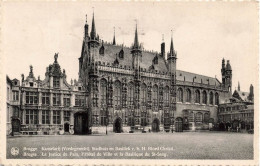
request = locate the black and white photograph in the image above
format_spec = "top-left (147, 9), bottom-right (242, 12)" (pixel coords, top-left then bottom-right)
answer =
top-left (1, 1), bottom-right (258, 165)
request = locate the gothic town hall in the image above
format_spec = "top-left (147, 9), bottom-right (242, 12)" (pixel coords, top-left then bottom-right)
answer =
top-left (7, 13), bottom-right (233, 135)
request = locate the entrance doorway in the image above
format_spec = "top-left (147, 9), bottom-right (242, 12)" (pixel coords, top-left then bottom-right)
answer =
top-left (219, 122), bottom-right (225, 131)
top-left (232, 120), bottom-right (239, 130)
top-left (175, 117), bottom-right (183, 132)
top-left (74, 112), bottom-right (89, 135)
top-left (152, 118), bottom-right (160, 132)
top-left (64, 123), bottom-right (70, 132)
top-left (114, 118), bottom-right (122, 133)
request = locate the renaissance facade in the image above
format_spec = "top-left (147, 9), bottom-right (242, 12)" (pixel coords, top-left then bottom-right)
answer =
top-left (8, 13), bottom-right (233, 135)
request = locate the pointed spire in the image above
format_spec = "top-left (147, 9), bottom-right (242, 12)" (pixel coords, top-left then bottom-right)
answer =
top-left (113, 27), bottom-right (116, 45)
top-left (170, 30), bottom-right (174, 55)
top-left (133, 23), bottom-right (139, 49)
top-left (90, 8), bottom-right (96, 40)
top-left (238, 81), bottom-right (240, 91)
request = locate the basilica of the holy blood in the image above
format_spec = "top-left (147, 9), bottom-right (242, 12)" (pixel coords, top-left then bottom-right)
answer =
top-left (14, 12), bottom-right (232, 135)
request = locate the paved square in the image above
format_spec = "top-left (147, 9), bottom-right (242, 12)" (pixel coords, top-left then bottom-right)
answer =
top-left (7, 131), bottom-right (253, 159)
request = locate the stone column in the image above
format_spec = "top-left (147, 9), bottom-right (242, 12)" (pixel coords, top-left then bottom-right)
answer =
top-left (22, 109), bottom-right (26, 125)
top-left (23, 91), bottom-right (26, 105)
top-left (38, 109), bottom-right (42, 125)
top-left (50, 76), bottom-right (53, 88)
top-left (61, 110), bottom-right (64, 125)
top-left (50, 92), bottom-right (53, 106)
top-left (60, 78), bottom-right (63, 89)
top-left (70, 112), bottom-right (74, 126)
top-left (39, 91), bottom-right (42, 106)
top-left (50, 110), bottom-right (53, 125)
top-left (71, 93), bottom-right (75, 107)
top-left (61, 93), bottom-right (64, 107)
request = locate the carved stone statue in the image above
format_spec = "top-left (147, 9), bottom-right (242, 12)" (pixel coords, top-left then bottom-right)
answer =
top-left (54, 53), bottom-right (59, 63)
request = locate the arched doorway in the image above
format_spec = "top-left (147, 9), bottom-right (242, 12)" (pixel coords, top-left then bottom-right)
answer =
top-left (241, 121), bottom-right (245, 130)
top-left (74, 112), bottom-right (89, 135)
top-left (226, 122), bottom-right (231, 131)
top-left (64, 122), bottom-right (70, 133)
top-left (152, 118), bottom-right (160, 132)
top-left (232, 120), bottom-right (239, 130)
top-left (175, 117), bottom-right (183, 132)
top-left (114, 118), bottom-right (122, 133)
top-left (219, 122), bottom-right (225, 131)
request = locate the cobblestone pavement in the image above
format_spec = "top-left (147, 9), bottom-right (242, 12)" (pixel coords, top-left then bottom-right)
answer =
top-left (6, 131), bottom-right (253, 159)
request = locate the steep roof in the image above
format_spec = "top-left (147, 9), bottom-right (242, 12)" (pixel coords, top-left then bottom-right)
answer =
top-left (98, 43), bottom-right (168, 72)
top-left (233, 90), bottom-right (250, 102)
top-left (97, 42), bottom-right (220, 86)
top-left (176, 70), bottom-right (221, 86)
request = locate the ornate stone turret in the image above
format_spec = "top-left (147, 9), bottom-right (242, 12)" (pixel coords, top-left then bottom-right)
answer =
top-left (221, 58), bottom-right (226, 85)
top-left (167, 32), bottom-right (177, 74)
top-left (248, 84), bottom-right (254, 102)
top-left (225, 60), bottom-right (232, 93)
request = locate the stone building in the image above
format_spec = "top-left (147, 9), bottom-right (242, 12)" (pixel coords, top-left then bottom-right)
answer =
top-left (218, 83), bottom-right (254, 131)
top-left (6, 76), bottom-right (20, 135)
top-left (9, 13), bottom-right (233, 135)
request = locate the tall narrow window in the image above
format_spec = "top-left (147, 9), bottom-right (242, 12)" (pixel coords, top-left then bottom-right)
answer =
top-left (53, 110), bottom-right (60, 124)
top-left (195, 90), bottom-right (200, 103)
top-left (209, 92), bottom-right (214, 105)
top-left (141, 111), bottom-right (147, 126)
top-left (100, 108), bottom-right (107, 126)
top-left (100, 79), bottom-right (107, 106)
top-left (204, 113), bottom-right (210, 123)
top-left (53, 93), bottom-right (61, 106)
top-left (63, 94), bottom-right (71, 107)
top-left (202, 91), bottom-right (207, 104)
top-left (26, 92), bottom-right (38, 104)
top-left (215, 93), bottom-right (219, 105)
top-left (53, 76), bottom-right (60, 88)
top-left (128, 82), bottom-right (134, 106)
top-left (140, 84), bottom-right (147, 106)
top-left (152, 85), bottom-right (158, 106)
top-left (42, 93), bottom-right (50, 105)
top-left (42, 110), bottom-right (50, 124)
top-left (75, 95), bottom-right (85, 106)
top-left (164, 86), bottom-right (169, 107)
top-left (186, 88), bottom-right (191, 103)
top-left (195, 112), bottom-right (203, 123)
top-left (64, 111), bottom-right (70, 122)
top-left (177, 88), bottom-right (183, 102)
top-left (13, 91), bottom-right (19, 101)
top-left (114, 81), bottom-right (122, 106)
top-left (25, 110), bottom-right (38, 124)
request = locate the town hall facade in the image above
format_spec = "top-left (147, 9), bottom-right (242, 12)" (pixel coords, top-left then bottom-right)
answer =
top-left (7, 13), bottom-right (233, 135)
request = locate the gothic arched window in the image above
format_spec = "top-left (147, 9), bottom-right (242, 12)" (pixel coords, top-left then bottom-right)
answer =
top-left (209, 92), bottom-right (214, 105)
top-left (215, 92), bottom-right (219, 105)
top-left (164, 86), bottom-right (169, 107)
top-left (204, 113), bottom-right (210, 123)
top-left (152, 85), bottom-right (158, 106)
top-left (119, 49), bottom-right (124, 59)
top-left (114, 81), bottom-right (121, 106)
top-left (186, 88), bottom-right (191, 103)
top-left (140, 83), bottom-right (147, 106)
top-left (196, 112), bottom-right (203, 123)
top-left (177, 88), bottom-right (183, 103)
top-left (128, 82), bottom-right (134, 106)
top-left (202, 90), bottom-right (207, 104)
top-left (100, 78), bottom-right (107, 106)
top-left (99, 45), bottom-right (104, 55)
top-left (195, 90), bottom-right (200, 103)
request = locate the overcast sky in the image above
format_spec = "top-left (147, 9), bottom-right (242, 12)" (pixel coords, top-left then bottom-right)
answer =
top-left (2, 1), bottom-right (258, 92)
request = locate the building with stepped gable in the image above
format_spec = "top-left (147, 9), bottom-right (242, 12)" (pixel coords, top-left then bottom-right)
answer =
top-left (7, 13), bottom-right (234, 135)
